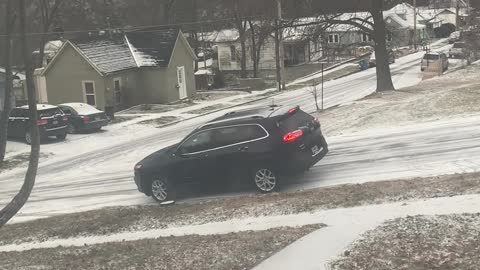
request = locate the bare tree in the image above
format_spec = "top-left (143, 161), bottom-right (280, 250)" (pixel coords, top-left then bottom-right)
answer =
top-left (309, 80), bottom-right (321, 111)
top-left (35, 0), bottom-right (63, 68)
top-left (0, 0), bottom-right (17, 164)
top-left (370, 0), bottom-right (395, 91)
top-left (248, 19), bottom-right (275, 78)
top-left (292, 7), bottom-right (394, 91)
top-left (0, 0), bottom-right (41, 227)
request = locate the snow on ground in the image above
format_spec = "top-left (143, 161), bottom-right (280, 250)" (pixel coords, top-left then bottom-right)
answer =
top-left (1, 38), bottom-right (464, 224)
top-left (319, 61), bottom-right (479, 137)
top-left (1, 193), bottom-right (480, 254)
top-left (287, 63), bottom-right (360, 86)
top-left (253, 194), bottom-right (480, 270)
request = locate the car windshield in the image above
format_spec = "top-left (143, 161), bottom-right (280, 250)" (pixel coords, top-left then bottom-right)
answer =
top-left (3, 2), bottom-right (480, 269)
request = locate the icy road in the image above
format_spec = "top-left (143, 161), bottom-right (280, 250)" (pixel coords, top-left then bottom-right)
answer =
top-left (3, 42), bottom-right (480, 223)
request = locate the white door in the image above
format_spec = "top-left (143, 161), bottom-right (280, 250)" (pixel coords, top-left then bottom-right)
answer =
top-left (177, 66), bottom-right (187, 99)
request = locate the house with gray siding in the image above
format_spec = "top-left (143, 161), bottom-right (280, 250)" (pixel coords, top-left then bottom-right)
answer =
top-left (37, 28), bottom-right (196, 112)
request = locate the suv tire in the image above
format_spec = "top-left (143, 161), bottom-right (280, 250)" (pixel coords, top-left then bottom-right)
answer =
top-left (252, 166), bottom-right (279, 193)
top-left (150, 176), bottom-right (176, 203)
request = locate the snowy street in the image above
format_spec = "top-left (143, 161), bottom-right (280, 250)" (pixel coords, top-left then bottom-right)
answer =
top-left (2, 41), bottom-right (478, 223)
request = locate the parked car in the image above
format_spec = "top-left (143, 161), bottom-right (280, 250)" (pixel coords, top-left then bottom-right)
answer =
top-left (369, 49), bottom-right (395, 67)
top-left (448, 31), bottom-right (461, 44)
top-left (134, 105), bottom-right (329, 202)
top-left (58, 103), bottom-right (109, 134)
top-left (449, 42), bottom-right (468, 58)
top-left (421, 52), bottom-right (449, 72)
top-left (8, 104), bottom-right (68, 144)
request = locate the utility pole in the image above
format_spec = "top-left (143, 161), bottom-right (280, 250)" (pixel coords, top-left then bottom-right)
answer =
top-left (413, 0), bottom-right (417, 50)
top-left (275, 0), bottom-right (286, 91)
top-left (456, 0), bottom-right (461, 30)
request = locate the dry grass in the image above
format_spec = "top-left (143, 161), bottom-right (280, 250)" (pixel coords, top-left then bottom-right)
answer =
top-left (0, 225), bottom-right (323, 270)
top-left (1, 172), bottom-right (480, 246)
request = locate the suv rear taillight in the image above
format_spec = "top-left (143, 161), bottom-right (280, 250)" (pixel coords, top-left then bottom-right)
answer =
top-left (63, 115), bottom-right (69, 121)
top-left (283, 129), bottom-right (303, 143)
top-left (81, 116), bottom-right (90, 123)
top-left (37, 119), bottom-right (48, 126)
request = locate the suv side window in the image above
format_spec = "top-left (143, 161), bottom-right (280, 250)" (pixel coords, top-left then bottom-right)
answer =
top-left (214, 125), bottom-right (268, 147)
top-left (179, 130), bottom-right (214, 154)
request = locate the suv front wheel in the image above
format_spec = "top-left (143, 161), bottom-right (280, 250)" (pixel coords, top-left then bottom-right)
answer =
top-left (252, 167), bottom-right (279, 193)
top-left (150, 176), bottom-right (176, 203)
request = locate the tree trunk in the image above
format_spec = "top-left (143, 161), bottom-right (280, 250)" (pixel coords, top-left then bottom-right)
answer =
top-left (0, 0), bottom-right (41, 227)
top-left (274, 19), bottom-right (282, 91)
top-left (239, 27), bottom-right (247, 78)
top-left (0, 0), bottom-right (15, 164)
top-left (37, 32), bottom-right (47, 68)
top-left (248, 20), bottom-right (258, 78)
top-left (371, 0), bottom-right (395, 92)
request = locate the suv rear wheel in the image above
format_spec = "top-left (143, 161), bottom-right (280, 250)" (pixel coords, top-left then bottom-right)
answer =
top-left (150, 177), bottom-right (176, 203)
top-left (253, 167), bottom-right (279, 193)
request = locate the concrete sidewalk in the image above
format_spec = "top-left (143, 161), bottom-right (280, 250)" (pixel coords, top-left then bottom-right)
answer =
top-left (253, 194), bottom-right (480, 270)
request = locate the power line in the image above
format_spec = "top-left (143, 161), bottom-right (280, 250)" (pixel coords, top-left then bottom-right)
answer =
top-left (0, 14), bottom-right (273, 38)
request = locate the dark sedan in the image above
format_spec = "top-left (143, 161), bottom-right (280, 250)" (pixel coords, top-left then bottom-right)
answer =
top-left (8, 104), bottom-right (68, 144)
top-left (58, 103), bottom-right (109, 134)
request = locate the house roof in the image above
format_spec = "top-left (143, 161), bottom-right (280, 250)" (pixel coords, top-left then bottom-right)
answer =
top-left (43, 28), bottom-right (190, 76)
top-left (125, 28), bottom-right (179, 67)
top-left (71, 37), bottom-right (138, 74)
top-left (0, 67), bottom-right (26, 80)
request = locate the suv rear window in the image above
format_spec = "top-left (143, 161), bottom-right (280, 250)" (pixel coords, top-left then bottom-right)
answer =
top-left (10, 109), bottom-right (28, 118)
top-left (279, 110), bottom-right (314, 132)
top-left (453, 43), bottom-right (465, 48)
top-left (423, 54), bottom-right (440, 60)
top-left (38, 108), bottom-right (63, 118)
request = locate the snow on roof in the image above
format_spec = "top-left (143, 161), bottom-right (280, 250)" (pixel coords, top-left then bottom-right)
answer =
top-left (125, 28), bottom-right (179, 68)
top-left (20, 104), bottom-right (58, 111)
top-left (195, 69), bottom-right (214, 75)
top-left (0, 67), bottom-right (26, 80)
top-left (71, 37), bottom-right (138, 75)
top-left (214, 29), bottom-right (240, 42)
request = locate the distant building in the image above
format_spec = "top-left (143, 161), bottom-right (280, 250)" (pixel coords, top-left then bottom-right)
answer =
top-left (36, 28), bottom-right (197, 112)
top-left (0, 67), bottom-right (26, 110)
top-left (428, 0), bottom-right (470, 9)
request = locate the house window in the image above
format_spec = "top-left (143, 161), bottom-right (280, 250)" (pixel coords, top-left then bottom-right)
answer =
top-left (230, 45), bottom-right (237, 61)
top-left (328, 34), bottom-right (339, 44)
top-left (114, 78), bottom-right (121, 105)
top-left (387, 31), bottom-right (393, 42)
top-left (362, 33), bottom-right (373, 42)
top-left (82, 81), bottom-right (96, 106)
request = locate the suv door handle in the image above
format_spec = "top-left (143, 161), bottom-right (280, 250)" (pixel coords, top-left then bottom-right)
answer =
top-left (238, 146), bottom-right (249, 151)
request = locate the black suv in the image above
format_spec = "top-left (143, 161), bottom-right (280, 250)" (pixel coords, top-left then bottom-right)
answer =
top-left (8, 104), bottom-right (68, 144)
top-left (134, 105), bottom-right (328, 202)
